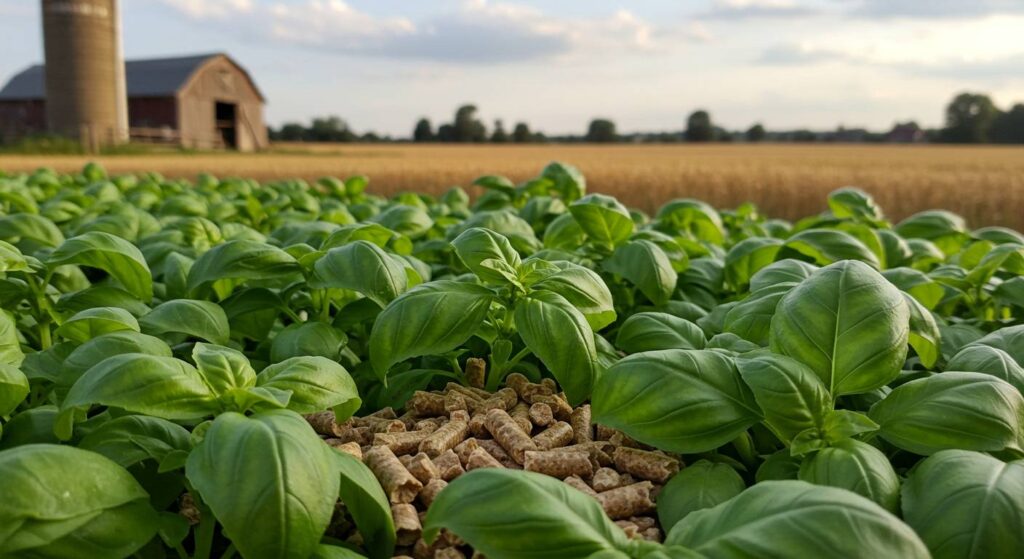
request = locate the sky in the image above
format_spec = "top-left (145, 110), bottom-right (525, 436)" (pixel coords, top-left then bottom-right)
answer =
top-left (2, 0), bottom-right (1023, 137)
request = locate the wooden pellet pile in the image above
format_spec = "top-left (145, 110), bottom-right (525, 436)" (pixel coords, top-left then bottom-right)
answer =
top-left (304, 359), bottom-right (682, 559)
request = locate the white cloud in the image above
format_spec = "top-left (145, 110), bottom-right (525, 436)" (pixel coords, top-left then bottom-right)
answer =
top-left (158, 0), bottom-right (680, 64)
top-left (702, 0), bottom-right (821, 20)
top-left (848, 0), bottom-right (1024, 19)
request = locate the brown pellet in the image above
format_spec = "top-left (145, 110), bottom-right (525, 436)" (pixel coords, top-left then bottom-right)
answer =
top-left (532, 421), bottom-right (574, 450)
top-left (476, 438), bottom-right (519, 469)
top-left (453, 438), bottom-right (480, 466)
top-left (467, 413), bottom-right (490, 439)
top-left (466, 447), bottom-right (504, 470)
top-left (418, 478), bottom-right (448, 508)
top-left (364, 446), bottom-right (423, 504)
top-left (368, 418), bottom-right (407, 433)
top-left (529, 402), bottom-right (554, 427)
top-left (408, 391), bottom-right (446, 417)
top-left (414, 418), bottom-right (443, 432)
top-left (509, 401), bottom-right (533, 433)
top-left (374, 429), bottom-right (435, 455)
top-left (531, 393), bottom-right (573, 420)
top-left (368, 407), bottom-right (398, 419)
top-left (445, 383), bottom-right (486, 402)
top-left (613, 447), bottom-right (680, 483)
top-left (631, 517), bottom-right (657, 531)
top-left (609, 431), bottom-right (642, 449)
top-left (555, 442), bottom-right (614, 467)
top-left (564, 475), bottom-right (598, 497)
top-left (592, 467), bottom-right (622, 492)
top-left (485, 408), bottom-right (538, 464)
top-left (392, 503), bottom-right (422, 546)
top-left (596, 481), bottom-right (655, 519)
top-left (406, 452), bottom-right (441, 484)
top-left (641, 527), bottom-right (662, 542)
top-left (419, 419), bottom-right (469, 457)
top-left (304, 412), bottom-right (347, 437)
top-left (434, 548), bottom-right (466, 559)
top-left (571, 405), bottom-right (593, 443)
top-left (432, 449), bottom-right (465, 481)
top-left (444, 391), bottom-right (470, 413)
top-left (465, 357), bottom-right (487, 389)
top-left (595, 424), bottom-right (617, 441)
top-left (523, 450), bottom-right (594, 478)
top-left (325, 439), bottom-right (363, 460)
top-left (504, 372), bottom-right (530, 395)
top-left (449, 409), bottom-right (471, 423)
top-left (616, 520), bottom-right (640, 539)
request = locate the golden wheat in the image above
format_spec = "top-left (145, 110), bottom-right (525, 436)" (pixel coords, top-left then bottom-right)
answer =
top-left (2, 143), bottom-right (1023, 229)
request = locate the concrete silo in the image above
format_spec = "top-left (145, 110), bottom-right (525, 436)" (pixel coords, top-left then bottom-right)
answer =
top-left (41, 0), bottom-right (128, 149)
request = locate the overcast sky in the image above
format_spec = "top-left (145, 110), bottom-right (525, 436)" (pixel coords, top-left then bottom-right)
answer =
top-left (2, 0), bottom-right (1023, 136)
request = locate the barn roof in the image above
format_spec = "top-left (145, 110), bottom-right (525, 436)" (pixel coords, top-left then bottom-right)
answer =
top-left (0, 53), bottom-right (264, 101)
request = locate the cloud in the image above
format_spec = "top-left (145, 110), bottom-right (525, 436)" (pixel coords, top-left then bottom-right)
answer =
top-left (757, 44), bottom-right (850, 65)
top-left (846, 0), bottom-right (1024, 19)
top-left (159, 0), bottom-right (674, 64)
top-left (701, 0), bottom-right (820, 20)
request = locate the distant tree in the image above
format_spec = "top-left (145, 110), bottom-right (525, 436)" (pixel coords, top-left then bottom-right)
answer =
top-left (491, 120), bottom-right (509, 143)
top-left (532, 131), bottom-right (548, 143)
top-left (309, 116), bottom-right (355, 142)
top-left (277, 123), bottom-right (306, 142)
top-left (453, 104), bottom-right (486, 143)
top-left (685, 110), bottom-right (713, 142)
top-left (413, 118), bottom-right (434, 142)
top-left (512, 122), bottom-right (532, 143)
top-left (941, 92), bottom-right (998, 143)
top-left (361, 132), bottom-right (382, 142)
top-left (791, 129), bottom-right (817, 142)
top-left (586, 119), bottom-right (618, 143)
top-left (746, 123), bottom-right (766, 142)
top-left (991, 103), bottom-right (1024, 144)
top-left (437, 124), bottom-right (455, 142)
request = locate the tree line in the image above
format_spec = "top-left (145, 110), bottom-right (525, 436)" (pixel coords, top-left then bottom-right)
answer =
top-left (269, 92), bottom-right (1024, 145)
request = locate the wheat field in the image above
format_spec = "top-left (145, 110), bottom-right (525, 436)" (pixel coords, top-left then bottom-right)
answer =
top-left (2, 143), bottom-right (1023, 229)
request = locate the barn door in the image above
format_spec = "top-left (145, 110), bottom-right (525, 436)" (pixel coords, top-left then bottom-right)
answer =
top-left (215, 101), bottom-right (236, 149)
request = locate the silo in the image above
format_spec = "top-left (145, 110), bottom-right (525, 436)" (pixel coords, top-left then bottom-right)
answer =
top-left (41, 0), bottom-right (128, 149)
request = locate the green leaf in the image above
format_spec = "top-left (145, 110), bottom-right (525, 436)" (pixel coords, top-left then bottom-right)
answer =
top-left (369, 281), bottom-right (493, 380)
top-left (0, 311), bottom-right (23, 367)
top-left (48, 232), bottom-right (153, 301)
top-left (655, 199), bottom-right (725, 245)
top-left (55, 307), bottom-right (139, 345)
top-left (258, 356), bottom-right (361, 420)
top-left (514, 290), bottom-right (599, 405)
top-left (868, 372), bottom-right (1024, 455)
top-left (902, 450), bottom-right (1024, 559)
top-left (58, 331), bottom-right (172, 394)
top-left (724, 283), bottom-right (795, 346)
top-left (724, 237), bottom-right (783, 290)
top-left (970, 324), bottom-right (1024, 369)
top-left (0, 240), bottom-right (29, 272)
top-left (798, 439), bottom-right (901, 512)
top-left (331, 450), bottom-right (395, 559)
top-left (749, 259), bottom-right (817, 292)
top-left (187, 240), bottom-right (301, 299)
top-left (902, 292), bottom-right (941, 368)
top-left (138, 299), bottom-right (230, 345)
top-left (451, 227), bottom-right (522, 286)
top-left (665, 480), bottom-right (929, 558)
top-left (0, 444), bottom-right (159, 558)
top-left (770, 260), bottom-right (909, 396)
top-left (568, 194), bottom-right (634, 246)
top-left (603, 240), bottom-right (676, 306)
top-left (781, 229), bottom-right (881, 268)
top-left (423, 469), bottom-right (631, 559)
top-left (946, 344), bottom-right (1024, 393)
top-left (371, 205), bottom-right (434, 239)
top-left (192, 343), bottom-right (256, 396)
top-left (592, 349), bottom-right (762, 453)
top-left (657, 460), bottom-right (745, 530)
top-left (311, 241), bottom-right (409, 307)
top-left (828, 187), bottom-right (884, 224)
top-left (531, 262), bottom-right (616, 331)
top-left (62, 353), bottom-right (220, 423)
top-left (616, 312), bottom-right (705, 353)
top-left (186, 411), bottom-right (339, 559)
top-left (541, 162), bottom-right (587, 202)
top-left (270, 322), bottom-right (347, 362)
top-left (0, 363), bottom-right (29, 416)
top-left (735, 352), bottom-right (830, 444)
top-left (78, 415), bottom-right (192, 468)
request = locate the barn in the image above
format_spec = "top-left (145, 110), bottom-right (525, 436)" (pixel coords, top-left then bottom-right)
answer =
top-left (0, 52), bottom-right (268, 151)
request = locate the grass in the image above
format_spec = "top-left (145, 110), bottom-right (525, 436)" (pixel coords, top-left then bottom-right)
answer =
top-left (2, 143), bottom-right (1023, 229)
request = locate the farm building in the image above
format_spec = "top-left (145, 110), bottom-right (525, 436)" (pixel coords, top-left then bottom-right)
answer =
top-left (0, 53), bottom-right (268, 151)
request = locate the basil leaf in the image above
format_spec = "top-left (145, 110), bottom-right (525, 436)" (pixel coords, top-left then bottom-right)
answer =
top-left (311, 241), bottom-right (409, 307)
top-left (139, 299), bottom-right (230, 345)
top-left (771, 260), bottom-right (909, 396)
top-left (48, 232), bottom-right (153, 301)
top-left (258, 356), bottom-right (361, 420)
top-left (798, 439), bottom-right (901, 512)
top-left (616, 312), bottom-right (706, 353)
top-left (657, 460), bottom-right (745, 529)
